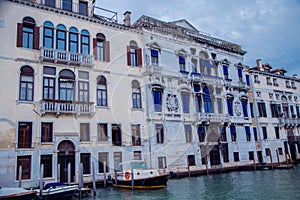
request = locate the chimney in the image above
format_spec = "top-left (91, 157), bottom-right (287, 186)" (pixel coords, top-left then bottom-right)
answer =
top-left (123, 11), bottom-right (131, 27)
top-left (293, 74), bottom-right (298, 79)
top-left (256, 59), bottom-right (263, 71)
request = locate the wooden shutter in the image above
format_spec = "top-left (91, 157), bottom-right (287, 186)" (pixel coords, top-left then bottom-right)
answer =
top-left (93, 38), bottom-right (97, 60)
top-left (137, 48), bottom-right (142, 67)
top-left (34, 26), bottom-right (40, 50)
top-left (127, 46), bottom-right (131, 66)
top-left (17, 23), bottom-right (23, 47)
top-left (105, 41), bottom-right (110, 62)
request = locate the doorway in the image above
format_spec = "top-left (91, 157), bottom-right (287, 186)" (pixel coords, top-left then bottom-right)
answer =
top-left (210, 145), bottom-right (221, 166)
top-left (257, 151), bottom-right (263, 163)
top-left (57, 140), bottom-right (75, 183)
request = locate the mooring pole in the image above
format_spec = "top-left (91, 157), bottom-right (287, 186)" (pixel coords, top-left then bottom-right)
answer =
top-left (92, 162), bottom-right (97, 196)
top-left (68, 162), bottom-right (71, 185)
top-left (131, 167), bottom-right (134, 191)
top-left (103, 161), bottom-right (107, 188)
top-left (276, 149), bottom-right (280, 166)
top-left (114, 170), bottom-right (118, 189)
top-left (18, 165), bottom-right (22, 188)
top-left (57, 164), bottom-right (60, 182)
top-left (39, 164), bottom-right (44, 198)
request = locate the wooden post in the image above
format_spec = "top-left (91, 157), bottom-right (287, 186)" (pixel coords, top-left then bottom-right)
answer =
top-left (67, 162), bottom-right (71, 185)
top-left (57, 164), bottom-right (60, 182)
top-left (253, 159), bottom-right (256, 171)
top-left (114, 170), bottom-right (118, 189)
top-left (39, 164), bottom-right (44, 198)
top-left (131, 165), bottom-right (135, 191)
top-left (188, 164), bottom-right (190, 178)
top-left (92, 162), bottom-right (96, 196)
top-left (270, 154), bottom-right (273, 170)
top-left (103, 161), bottom-right (107, 188)
top-left (79, 163), bottom-right (83, 199)
top-left (276, 150), bottom-right (280, 166)
top-left (205, 155), bottom-right (209, 176)
top-left (18, 165), bottom-right (22, 188)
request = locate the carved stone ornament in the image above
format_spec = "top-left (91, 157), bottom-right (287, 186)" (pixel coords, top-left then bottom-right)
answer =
top-left (234, 100), bottom-right (242, 116)
top-left (166, 94), bottom-right (179, 112)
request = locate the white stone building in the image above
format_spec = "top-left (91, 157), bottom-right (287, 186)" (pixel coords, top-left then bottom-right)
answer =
top-left (0, 0), bottom-right (147, 187)
top-left (247, 59), bottom-right (300, 164)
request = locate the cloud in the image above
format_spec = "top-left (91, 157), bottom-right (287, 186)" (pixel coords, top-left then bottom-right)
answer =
top-left (96, 0), bottom-right (300, 75)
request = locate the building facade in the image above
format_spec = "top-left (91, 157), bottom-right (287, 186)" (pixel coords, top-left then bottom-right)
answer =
top-left (0, 0), bottom-right (298, 188)
top-left (247, 59), bottom-right (300, 164)
top-left (0, 0), bottom-right (147, 187)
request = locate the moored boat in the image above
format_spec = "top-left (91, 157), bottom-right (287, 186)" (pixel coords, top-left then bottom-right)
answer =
top-left (0, 187), bottom-right (37, 200)
top-left (111, 161), bottom-right (169, 190)
top-left (35, 182), bottom-right (78, 200)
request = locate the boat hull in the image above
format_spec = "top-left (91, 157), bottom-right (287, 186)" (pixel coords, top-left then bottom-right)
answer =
top-left (0, 188), bottom-right (37, 200)
top-left (112, 174), bottom-right (168, 190)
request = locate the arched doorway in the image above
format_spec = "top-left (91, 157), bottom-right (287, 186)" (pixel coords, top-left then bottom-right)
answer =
top-left (57, 140), bottom-right (75, 183)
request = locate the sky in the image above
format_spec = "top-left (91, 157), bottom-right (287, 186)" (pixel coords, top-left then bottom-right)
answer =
top-left (95, 0), bottom-right (300, 76)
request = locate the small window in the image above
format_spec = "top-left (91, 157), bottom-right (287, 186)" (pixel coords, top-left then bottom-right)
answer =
top-left (98, 152), bottom-right (109, 173)
top-left (179, 55), bottom-right (186, 72)
top-left (265, 148), bottom-right (271, 156)
top-left (69, 27), bottom-right (78, 53)
top-left (185, 125), bottom-right (192, 143)
top-left (181, 92), bottom-right (190, 113)
top-left (112, 124), bottom-right (122, 146)
top-left (79, 1), bottom-right (88, 16)
top-left (78, 71), bottom-right (89, 102)
top-left (17, 17), bottom-right (39, 49)
top-left (114, 152), bottom-right (123, 172)
top-left (43, 21), bottom-right (54, 48)
top-left (80, 123), bottom-right (90, 142)
top-left (245, 126), bottom-right (251, 141)
top-left (133, 151), bottom-right (142, 160)
top-left (286, 81), bottom-right (291, 88)
top-left (45, 0), bottom-right (55, 8)
top-left (220, 126), bottom-right (227, 142)
top-left (62, 0), bottom-right (72, 12)
top-left (18, 122), bottom-right (32, 148)
top-left (153, 87), bottom-right (163, 112)
top-left (94, 33), bottom-right (110, 62)
top-left (16, 156), bottom-right (31, 180)
top-left (275, 127), bottom-right (280, 139)
top-left (253, 127), bottom-right (258, 141)
top-left (132, 80), bottom-right (142, 109)
top-left (254, 75), bottom-right (260, 83)
top-left (81, 30), bottom-right (90, 54)
top-left (234, 152), bottom-right (239, 162)
top-left (257, 102), bottom-right (267, 117)
top-left (19, 66), bottom-right (34, 101)
top-left (41, 155), bottom-right (52, 178)
top-left (132, 124), bottom-right (141, 146)
top-left (158, 157), bottom-right (167, 169)
top-left (156, 124), bottom-right (164, 144)
top-left (262, 126), bottom-right (268, 140)
top-left (127, 41), bottom-right (142, 67)
top-left (151, 49), bottom-right (159, 66)
top-left (97, 76), bottom-right (107, 106)
top-left (237, 68), bottom-right (243, 82)
top-left (198, 126), bottom-right (205, 142)
top-left (41, 122), bottom-right (53, 142)
top-left (80, 153), bottom-right (91, 174)
top-left (56, 24), bottom-right (66, 50)
top-left (230, 125), bottom-right (236, 142)
top-left (98, 123), bottom-right (108, 141)
top-left (187, 155), bottom-right (196, 166)
top-left (223, 65), bottom-right (229, 79)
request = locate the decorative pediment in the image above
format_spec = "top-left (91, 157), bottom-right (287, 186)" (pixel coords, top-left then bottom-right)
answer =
top-left (170, 19), bottom-right (199, 32)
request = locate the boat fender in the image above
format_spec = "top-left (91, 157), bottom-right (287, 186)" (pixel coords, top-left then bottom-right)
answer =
top-left (125, 171), bottom-right (131, 179)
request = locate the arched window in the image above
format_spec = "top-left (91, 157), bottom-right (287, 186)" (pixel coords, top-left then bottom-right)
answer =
top-left (69, 27), bottom-right (78, 53)
top-left (56, 24), bottom-right (66, 50)
top-left (59, 69), bottom-right (75, 101)
top-left (93, 33), bottom-right (110, 62)
top-left (127, 41), bottom-right (142, 67)
top-left (227, 95), bottom-right (234, 116)
top-left (19, 66), bottom-right (34, 101)
top-left (241, 97), bottom-right (248, 117)
top-left (81, 30), bottom-right (90, 54)
top-left (17, 17), bottom-right (39, 49)
top-left (97, 76), bottom-right (107, 106)
top-left (132, 80), bottom-right (142, 108)
top-left (203, 86), bottom-right (213, 113)
top-left (282, 96), bottom-right (289, 118)
top-left (43, 21), bottom-right (54, 48)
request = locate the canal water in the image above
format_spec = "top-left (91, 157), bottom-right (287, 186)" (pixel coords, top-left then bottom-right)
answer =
top-left (87, 165), bottom-right (300, 200)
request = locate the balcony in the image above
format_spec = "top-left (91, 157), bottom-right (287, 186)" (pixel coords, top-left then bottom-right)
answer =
top-left (279, 117), bottom-right (300, 127)
top-left (191, 73), bottom-right (223, 86)
top-left (144, 65), bottom-right (162, 76)
top-left (40, 100), bottom-right (95, 117)
top-left (195, 113), bottom-right (229, 123)
top-left (287, 135), bottom-right (300, 142)
top-left (40, 47), bottom-right (94, 67)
